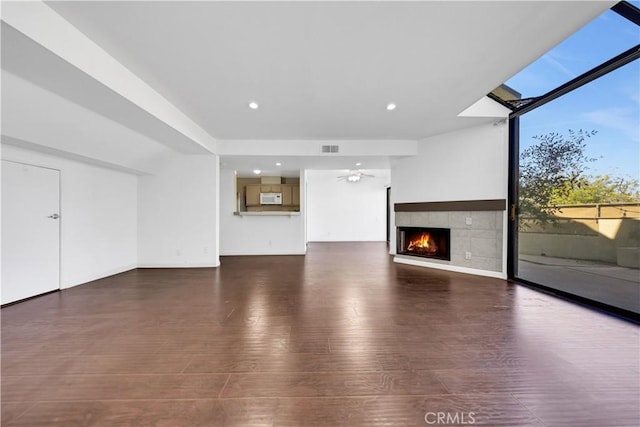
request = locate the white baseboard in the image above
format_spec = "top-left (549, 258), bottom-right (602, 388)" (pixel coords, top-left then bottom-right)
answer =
top-left (393, 256), bottom-right (507, 280)
top-left (137, 262), bottom-right (221, 268)
top-left (61, 264), bottom-right (137, 289)
top-left (220, 250), bottom-right (307, 256)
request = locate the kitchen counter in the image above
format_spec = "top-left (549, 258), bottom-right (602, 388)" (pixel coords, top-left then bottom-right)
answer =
top-left (234, 211), bottom-right (301, 217)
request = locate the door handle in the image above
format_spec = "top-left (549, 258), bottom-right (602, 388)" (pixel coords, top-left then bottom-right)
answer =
top-left (510, 204), bottom-right (517, 222)
top-left (48, 213), bottom-right (60, 219)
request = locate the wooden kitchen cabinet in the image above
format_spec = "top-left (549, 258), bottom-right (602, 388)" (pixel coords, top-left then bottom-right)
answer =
top-left (260, 185), bottom-right (282, 193)
top-left (245, 183), bottom-right (299, 209)
top-left (245, 185), bottom-right (261, 206)
top-left (281, 185), bottom-right (293, 205)
top-left (292, 185), bottom-right (300, 205)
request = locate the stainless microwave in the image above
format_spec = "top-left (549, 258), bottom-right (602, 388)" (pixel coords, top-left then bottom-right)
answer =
top-left (260, 192), bottom-right (282, 205)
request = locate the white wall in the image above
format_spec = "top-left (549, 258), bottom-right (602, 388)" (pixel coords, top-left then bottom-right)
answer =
top-left (138, 153), bottom-right (220, 267)
top-left (307, 169), bottom-right (390, 242)
top-left (219, 169), bottom-right (306, 255)
top-left (392, 122), bottom-right (508, 204)
top-left (1, 144), bottom-right (138, 288)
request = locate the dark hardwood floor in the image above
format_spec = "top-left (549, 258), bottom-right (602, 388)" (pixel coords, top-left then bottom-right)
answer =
top-left (2, 242), bottom-right (638, 426)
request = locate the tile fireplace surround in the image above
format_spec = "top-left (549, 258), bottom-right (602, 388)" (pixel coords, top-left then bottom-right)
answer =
top-left (394, 199), bottom-right (506, 277)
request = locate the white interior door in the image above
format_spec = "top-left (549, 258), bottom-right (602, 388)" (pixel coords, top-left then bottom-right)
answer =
top-left (2, 160), bottom-right (60, 304)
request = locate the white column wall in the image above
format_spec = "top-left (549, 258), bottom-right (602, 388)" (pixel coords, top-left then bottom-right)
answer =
top-left (137, 153), bottom-right (220, 267)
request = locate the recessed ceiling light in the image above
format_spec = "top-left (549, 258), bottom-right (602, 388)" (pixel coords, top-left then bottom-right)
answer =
top-left (355, 162), bottom-right (362, 166)
top-left (276, 162), bottom-right (282, 166)
top-left (386, 103), bottom-right (396, 111)
top-left (253, 169), bottom-right (261, 174)
top-left (249, 101), bottom-right (259, 110)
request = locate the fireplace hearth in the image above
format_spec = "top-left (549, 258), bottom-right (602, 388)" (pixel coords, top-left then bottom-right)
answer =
top-left (397, 226), bottom-right (450, 261)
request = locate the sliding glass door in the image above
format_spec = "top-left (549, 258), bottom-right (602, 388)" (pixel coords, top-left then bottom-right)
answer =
top-left (507, 2), bottom-right (640, 316)
top-left (514, 61), bottom-right (639, 314)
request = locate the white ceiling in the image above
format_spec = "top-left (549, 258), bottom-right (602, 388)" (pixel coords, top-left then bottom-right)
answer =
top-left (2, 1), bottom-right (614, 173)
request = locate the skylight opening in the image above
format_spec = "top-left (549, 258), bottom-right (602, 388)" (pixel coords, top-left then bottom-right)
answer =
top-left (506, 6), bottom-right (640, 98)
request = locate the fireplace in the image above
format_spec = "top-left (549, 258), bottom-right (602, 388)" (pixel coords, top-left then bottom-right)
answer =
top-left (397, 226), bottom-right (450, 261)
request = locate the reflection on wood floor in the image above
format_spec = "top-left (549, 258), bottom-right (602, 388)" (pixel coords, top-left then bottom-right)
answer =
top-left (2, 242), bottom-right (638, 426)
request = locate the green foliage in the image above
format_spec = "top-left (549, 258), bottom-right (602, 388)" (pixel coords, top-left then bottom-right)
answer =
top-left (550, 174), bottom-right (640, 205)
top-left (519, 129), bottom-right (640, 228)
top-left (519, 129), bottom-right (597, 223)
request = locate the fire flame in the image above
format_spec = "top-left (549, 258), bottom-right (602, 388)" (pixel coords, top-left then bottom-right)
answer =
top-left (406, 233), bottom-right (438, 254)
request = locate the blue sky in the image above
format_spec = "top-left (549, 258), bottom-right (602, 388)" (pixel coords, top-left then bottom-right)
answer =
top-left (506, 6), bottom-right (639, 180)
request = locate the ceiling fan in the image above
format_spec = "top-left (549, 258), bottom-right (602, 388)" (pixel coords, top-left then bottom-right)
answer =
top-left (337, 170), bottom-right (375, 183)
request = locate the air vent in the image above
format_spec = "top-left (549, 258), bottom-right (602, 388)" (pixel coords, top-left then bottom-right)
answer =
top-left (321, 145), bottom-right (339, 153)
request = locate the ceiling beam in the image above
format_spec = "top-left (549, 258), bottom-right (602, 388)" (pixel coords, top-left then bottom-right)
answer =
top-left (1, 1), bottom-right (218, 154)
